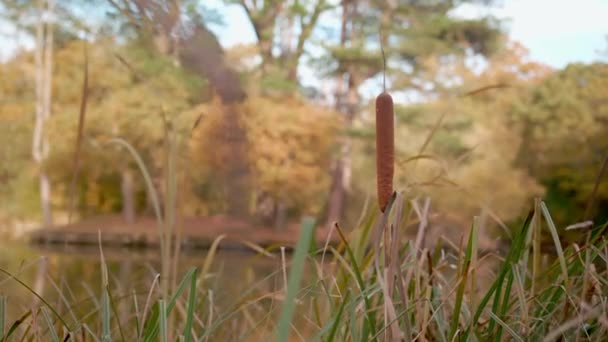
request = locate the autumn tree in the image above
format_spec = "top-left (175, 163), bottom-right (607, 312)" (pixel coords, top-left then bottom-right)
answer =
top-left (99, 0), bottom-right (253, 218)
top-left (189, 95), bottom-right (338, 229)
top-left (232, 0), bottom-right (331, 88)
top-left (338, 40), bottom-right (548, 248)
top-left (513, 62), bottom-right (608, 228)
top-left (48, 40), bottom-right (205, 219)
top-left (317, 0), bottom-right (503, 225)
top-left (2, 0), bottom-right (62, 226)
top-left (0, 57), bottom-right (37, 224)
top-left (0, 31), bottom-right (206, 223)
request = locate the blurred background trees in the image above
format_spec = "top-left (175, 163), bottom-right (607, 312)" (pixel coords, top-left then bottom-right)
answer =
top-left (0, 0), bottom-right (606, 242)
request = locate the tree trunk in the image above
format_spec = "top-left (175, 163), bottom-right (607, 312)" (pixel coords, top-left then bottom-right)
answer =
top-left (219, 106), bottom-right (251, 218)
top-left (33, 0), bottom-right (54, 228)
top-left (118, 258), bottom-right (133, 322)
top-left (32, 257), bottom-right (48, 306)
top-left (256, 23), bottom-right (274, 73)
top-left (274, 200), bottom-right (287, 232)
top-left (179, 24), bottom-right (251, 219)
top-left (121, 168), bottom-right (135, 224)
top-left (326, 158), bottom-right (345, 226)
top-left (326, 136), bottom-right (355, 223)
top-left (326, 0), bottom-right (353, 226)
top-left (109, 4), bottom-right (261, 219)
top-left (39, 169), bottom-right (53, 227)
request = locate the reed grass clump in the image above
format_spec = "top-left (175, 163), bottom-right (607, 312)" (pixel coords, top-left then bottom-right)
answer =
top-left (3, 198), bottom-right (608, 341)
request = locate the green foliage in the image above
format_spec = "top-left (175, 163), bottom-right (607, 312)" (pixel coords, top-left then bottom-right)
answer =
top-left (514, 63), bottom-right (608, 226)
top-left (0, 38), bottom-right (207, 221)
top-left (319, 0), bottom-right (502, 91)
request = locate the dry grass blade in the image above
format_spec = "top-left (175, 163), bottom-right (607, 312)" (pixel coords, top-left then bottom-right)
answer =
top-left (486, 310), bottom-right (523, 342)
top-left (460, 83), bottom-right (511, 97)
top-left (418, 111), bottom-right (446, 156)
top-left (0, 267), bottom-right (69, 332)
top-left (201, 235), bottom-right (226, 281)
top-left (540, 202), bottom-right (569, 283)
top-left (114, 52), bottom-right (143, 81)
top-left (542, 304), bottom-right (605, 342)
top-left (583, 153), bottom-right (608, 221)
top-left (235, 239), bottom-right (276, 258)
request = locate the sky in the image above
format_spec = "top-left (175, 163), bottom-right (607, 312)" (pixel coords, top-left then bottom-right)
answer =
top-left (197, 0), bottom-right (608, 101)
top-left (204, 0), bottom-right (608, 69)
top-left (2, 0), bottom-right (607, 74)
top-left (453, 0), bottom-right (608, 67)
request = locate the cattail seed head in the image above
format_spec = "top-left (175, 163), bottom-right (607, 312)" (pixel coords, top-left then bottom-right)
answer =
top-left (375, 91), bottom-right (394, 212)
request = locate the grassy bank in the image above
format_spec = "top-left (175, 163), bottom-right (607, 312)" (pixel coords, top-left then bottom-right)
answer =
top-left (1, 194), bottom-right (608, 341)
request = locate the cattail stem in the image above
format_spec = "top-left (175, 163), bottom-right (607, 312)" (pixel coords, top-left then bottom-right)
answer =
top-left (376, 91), bottom-right (394, 212)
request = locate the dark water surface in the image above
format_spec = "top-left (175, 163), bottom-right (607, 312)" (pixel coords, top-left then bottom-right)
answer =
top-left (0, 241), bottom-right (285, 325)
top-left (0, 238), bottom-right (503, 339)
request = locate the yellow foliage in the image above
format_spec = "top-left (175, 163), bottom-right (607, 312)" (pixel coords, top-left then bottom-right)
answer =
top-left (244, 96), bottom-right (338, 214)
top-left (192, 95), bottom-right (339, 216)
top-left (384, 44), bottom-right (549, 233)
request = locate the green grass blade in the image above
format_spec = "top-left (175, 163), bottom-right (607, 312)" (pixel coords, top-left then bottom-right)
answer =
top-left (488, 211), bottom-right (532, 338)
top-left (40, 306), bottom-right (60, 342)
top-left (183, 268), bottom-right (198, 342)
top-left (142, 302), bottom-right (160, 342)
top-left (276, 217), bottom-right (316, 342)
top-left (486, 310), bottom-right (523, 342)
top-left (349, 294), bottom-right (359, 342)
top-left (334, 224), bottom-right (377, 337)
top-left (99, 232), bottom-right (111, 342)
top-left (1, 309), bottom-right (31, 342)
top-left (106, 137), bottom-right (162, 224)
top-left (101, 290), bottom-right (111, 341)
top-left (326, 291), bottom-right (350, 342)
top-left (143, 267), bottom-right (198, 341)
top-left (0, 296), bottom-right (5, 340)
top-left (472, 209), bottom-right (534, 327)
top-left (495, 263), bottom-right (515, 341)
top-left (159, 299), bottom-right (167, 342)
top-left (540, 202), bottom-right (569, 283)
top-left (108, 284), bottom-right (126, 342)
top-left (355, 210), bottom-right (377, 262)
top-left (106, 137), bottom-right (165, 268)
top-left (531, 285), bottom-right (567, 337)
top-left (0, 268), bottom-right (70, 331)
top-left (431, 285), bottom-right (448, 342)
top-left (133, 290), bottom-right (141, 339)
top-left (82, 323), bottom-right (101, 342)
top-left (450, 217), bottom-right (478, 339)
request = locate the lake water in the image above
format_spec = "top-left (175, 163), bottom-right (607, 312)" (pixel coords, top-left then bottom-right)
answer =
top-left (0, 241), bottom-right (290, 338)
top-left (0, 238), bottom-right (503, 339)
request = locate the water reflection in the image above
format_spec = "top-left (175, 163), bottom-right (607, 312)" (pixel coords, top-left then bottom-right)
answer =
top-left (0, 242), bottom-right (283, 325)
top-left (0, 240), bottom-right (503, 339)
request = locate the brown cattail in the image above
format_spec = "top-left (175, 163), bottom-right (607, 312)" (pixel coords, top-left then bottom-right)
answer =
top-left (376, 91), bottom-right (394, 212)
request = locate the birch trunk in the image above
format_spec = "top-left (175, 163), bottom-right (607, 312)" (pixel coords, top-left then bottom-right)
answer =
top-left (33, 0), bottom-right (54, 227)
top-left (121, 168), bottom-right (135, 224)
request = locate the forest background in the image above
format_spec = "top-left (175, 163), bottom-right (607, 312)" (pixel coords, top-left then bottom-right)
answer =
top-left (1, 0), bottom-right (608, 249)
